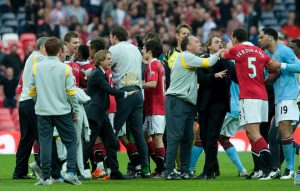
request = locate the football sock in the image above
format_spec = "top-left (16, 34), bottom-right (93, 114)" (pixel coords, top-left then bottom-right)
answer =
top-left (154, 147), bottom-right (165, 173)
top-left (125, 142), bottom-right (141, 168)
top-left (251, 137), bottom-right (271, 170)
top-left (225, 145), bottom-right (244, 172)
top-left (147, 141), bottom-right (156, 163)
top-left (33, 143), bottom-right (40, 165)
top-left (282, 137), bottom-right (294, 171)
top-left (93, 143), bottom-right (105, 170)
top-left (189, 140), bottom-right (203, 172)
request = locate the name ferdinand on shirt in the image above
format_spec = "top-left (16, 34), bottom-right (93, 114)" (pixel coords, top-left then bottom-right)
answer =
top-left (236, 48), bottom-right (265, 58)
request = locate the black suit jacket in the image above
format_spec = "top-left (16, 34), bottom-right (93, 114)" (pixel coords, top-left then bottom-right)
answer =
top-left (197, 55), bottom-right (237, 112)
top-left (85, 67), bottom-right (124, 125)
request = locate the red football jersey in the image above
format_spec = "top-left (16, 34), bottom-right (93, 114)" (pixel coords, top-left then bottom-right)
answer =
top-left (106, 69), bottom-right (117, 113)
top-left (223, 43), bottom-right (270, 100)
top-left (144, 59), bottom-right (166, 115)
top-left (77, 60), bottom-right (94, 80)
top-left (68, 62), bottom-right (83, 87)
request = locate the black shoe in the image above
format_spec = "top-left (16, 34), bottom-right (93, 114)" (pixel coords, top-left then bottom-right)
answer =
top-left (12, 175), bottom-right (33, 179)
top-left (77, 175), bottom-right (86, 180)
top-left (165, 172), bottom-right (181, 180)
top-left (141, 173), bottom-right (151, 178)
top-left (181, 172), bottom-right (194, 180)
top-left (214, 170), bottom-right (220, 177)
top-left (196, 172), bottom-right (215, 180)
top-left (132, 171), bottom-right (143, 179)
top-left (110, 171), bottom-right (131, 180)
top-left (245, 170), bottom-right (263, 179)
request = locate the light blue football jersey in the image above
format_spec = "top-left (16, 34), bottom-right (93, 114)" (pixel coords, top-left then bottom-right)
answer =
top-left (227, 81), bottom-right (240, 119)
top-left (265, 44), bottom-right (300, 104)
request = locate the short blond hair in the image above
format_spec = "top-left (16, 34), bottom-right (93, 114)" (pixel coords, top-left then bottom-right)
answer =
top-left (94, 50), bottom-right (110, 67)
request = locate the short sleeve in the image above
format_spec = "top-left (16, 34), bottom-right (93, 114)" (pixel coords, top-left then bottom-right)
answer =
top-left (223, 47), bottom-right (235, 60)
top-left (147, 63), bottom-right (159, 82)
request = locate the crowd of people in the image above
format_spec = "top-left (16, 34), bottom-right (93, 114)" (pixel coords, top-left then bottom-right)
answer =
top-left (1, 0), bottom-right (300, 109)
top-left (8, 20), bottom-right (300, 186)
top-left (0, 0), bottom-right (300, 80)
top-left (0, 0), bottom-right (298, 188)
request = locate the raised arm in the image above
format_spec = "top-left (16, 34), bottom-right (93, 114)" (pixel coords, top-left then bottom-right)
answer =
top-left (180, 50), bottom-right (222, 69)
top-left (266, 48), bottom-right (300, 73)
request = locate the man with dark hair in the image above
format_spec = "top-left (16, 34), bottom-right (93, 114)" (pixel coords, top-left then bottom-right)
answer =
top-left (290, 40), bottom-right (300, 56)
top-left (0, 67), bottom-right (18, 109)
top-left (2, 44), bottom-right (22, 78)
top-left (80, 38), bottom-right (107, 85)
top-left (162, 24), bottom-right (192, 89)
top-left (142, 40), bottom-right (165, 177)
top-left (28, 37), bottom-right (80, 185)
top-left (70, 45), bottom-right (89, 88)
top-left (109, 25), bottom-right (150, 177)
top-left (230, 28), bottom-right (248, 42)
top-left (90, 37), bottom-right (106, 53)
top-left (221, 28), bottom-right (278, 180)
top-left (110, 25), bottom-right (128, 42)
top-left (77, 45), bottom-right (90, 61)
top-left (145, 32), bottom-right (161, 43)
top-left (259, 27), bottom-right (300, 180)
top-left (13, 37), bottom-right (48, 180)
top-left (64, 31), bottom-right (80, 62)
top-left (165, 35), bottom-right (222, 180)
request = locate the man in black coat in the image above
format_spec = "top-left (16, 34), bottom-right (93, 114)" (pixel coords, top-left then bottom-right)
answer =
top-left (197, 35), bottom-right (236, 179)
top-left (83, 50), bottom-right (136, 179)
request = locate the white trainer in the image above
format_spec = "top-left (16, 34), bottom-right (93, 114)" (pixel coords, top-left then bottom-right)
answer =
top-left (29, 162), bottom-right (42, 180)
top-left (238, 168), bottom-right (248, 177)
top-left (280, 169), bottom-right (294, 180)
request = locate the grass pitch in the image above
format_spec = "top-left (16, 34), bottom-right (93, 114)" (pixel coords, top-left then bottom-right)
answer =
top-left (0, 152), bottom-right (298, 191)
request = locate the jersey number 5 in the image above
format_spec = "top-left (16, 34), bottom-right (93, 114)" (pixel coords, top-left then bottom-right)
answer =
top-left (248, 57), bottom-right (257, 78)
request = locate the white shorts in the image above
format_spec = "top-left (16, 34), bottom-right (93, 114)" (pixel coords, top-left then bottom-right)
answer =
top-left (239, 99), bottom-right (268, 126)
top-left (220, 115), bottom-right (244, 137)
top-left (275, 100), bottom-right (299, 126)
top-left (117, 123), bottom-right (127, 137)
top-left (143, 115), bottom-right (165, 135)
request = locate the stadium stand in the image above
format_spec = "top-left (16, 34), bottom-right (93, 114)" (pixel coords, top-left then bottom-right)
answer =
top-left (0, 0), bottom-right (299, 131)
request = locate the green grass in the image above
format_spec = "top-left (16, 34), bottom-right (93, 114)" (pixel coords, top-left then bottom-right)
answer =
top-left (0, 152), bottom-right (298, 191)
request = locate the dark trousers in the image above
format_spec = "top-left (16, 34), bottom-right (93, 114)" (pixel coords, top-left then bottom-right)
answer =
top-left (165, 95), bottom-right (196, 174)
top-left (4, 97), bottom-right (16, 108)
top-left (199, 102), bottom-right (227, 176)
top-left (114, 86), bottom-right (149, 168)
top-left (83, 114), bottom-right (119, 172)
top-left (51, 138), bottom-right (63, 179)
top-left (13, 99), bottom-right (38, 177)
top-left (37, 113), bottom-right (77, 180)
